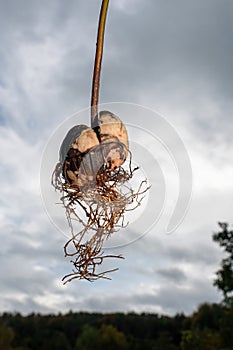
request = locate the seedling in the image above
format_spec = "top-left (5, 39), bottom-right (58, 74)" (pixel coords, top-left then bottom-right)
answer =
top-left (52, 0), bottom-right (148, 283)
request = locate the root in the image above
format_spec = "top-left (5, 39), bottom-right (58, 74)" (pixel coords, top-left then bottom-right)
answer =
top-left (52, 149), bottom-right (149, 283)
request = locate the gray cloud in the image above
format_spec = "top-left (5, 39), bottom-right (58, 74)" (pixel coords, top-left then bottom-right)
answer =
top-left (105, 0), bottom-right (233, 97)
top-left (101, 0), bottom-right (233, 146)
top-left (1, 0), bottom-right (232, 143)
top-left (76, 275), bottom-right (221, 316)
top-left (156, 267), bottom-right (186, 283)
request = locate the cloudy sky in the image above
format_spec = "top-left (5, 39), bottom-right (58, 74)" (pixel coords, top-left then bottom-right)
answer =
top-left (0, 0), bottom-right (233, 316)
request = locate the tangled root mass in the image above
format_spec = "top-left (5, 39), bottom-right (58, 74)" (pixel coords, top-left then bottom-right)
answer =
top-left (52, 113), bottom-right (149, 283)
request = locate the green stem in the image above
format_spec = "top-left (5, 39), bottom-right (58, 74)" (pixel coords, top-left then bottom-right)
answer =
top-left (91, 0), bottom-right (109, 127)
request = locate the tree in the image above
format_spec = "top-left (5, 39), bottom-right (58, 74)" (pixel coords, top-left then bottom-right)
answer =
top-left (75, 324), bottom-right (128, 350)
top-left (213, 222), bottom-right (233, 305)
top-left (75, 325), bottom-right (101, 350)
top-left (0, 323), bottom-right (15, 350)
top-left (0, 323), bottom-right (27, 350)
top-left (180, 303), bottom-right (224, 350)
top-left (100, 324), bottom-right (128, 349)
top-left (41, 330), bottom-right (71, 350)
top-left (152, 331), bottom-right (178, 350)
top-left (180, 329), bottom-right (222, 350)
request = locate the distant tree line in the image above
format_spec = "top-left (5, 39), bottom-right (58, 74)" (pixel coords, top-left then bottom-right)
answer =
top-left (1, 305), bottom-right (233, 350)
top-left (0, 223), bottom-right (232, 350)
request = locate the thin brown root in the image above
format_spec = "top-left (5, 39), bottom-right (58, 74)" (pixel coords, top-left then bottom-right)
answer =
top-left (52, 148), bottom-right (149, 282)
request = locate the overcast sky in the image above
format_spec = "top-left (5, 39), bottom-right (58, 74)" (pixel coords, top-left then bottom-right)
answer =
top-left (0, 0), bottom-right (233, 316)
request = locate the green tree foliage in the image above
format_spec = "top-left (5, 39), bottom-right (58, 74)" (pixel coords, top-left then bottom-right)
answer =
top-left (75, 325), bottom-right (101, 350)
top-left (213, 222), bottom-right (233, 304)
top-left (151, 331), bottom-right (178, 350)
top-left (0, 312), bottom-right (183, 350)
top-left (41, 330), bottom-right (71, 350)
top-left (75, 324), bottom-right (128, 350)
top-left (218, 305), bottom-right (233, 348)
top-left (1, 301), bottom-right (233, 349)
top-left (0, 323), bottom-right (15, 350)
top-left (192, 303), bottom-right (225, 331)
top-left (180, 329), bottom-right (222, 350)
top-left (0, 323), bottom-right (27, 350)
top-left (100, 324), bottom-right (128, 349)
top-left (180, 303), bottom-right (225, 350)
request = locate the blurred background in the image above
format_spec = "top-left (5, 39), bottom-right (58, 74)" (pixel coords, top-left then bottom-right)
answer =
top-left (0, 0), bottom-right (232, 319)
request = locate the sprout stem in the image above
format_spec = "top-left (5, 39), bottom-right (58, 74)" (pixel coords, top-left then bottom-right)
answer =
top-left (91, 0), bottom-right (109, 127)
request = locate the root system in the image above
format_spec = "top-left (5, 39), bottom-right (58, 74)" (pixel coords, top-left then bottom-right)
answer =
top-left (52, 150), bottom-right (149, 283)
